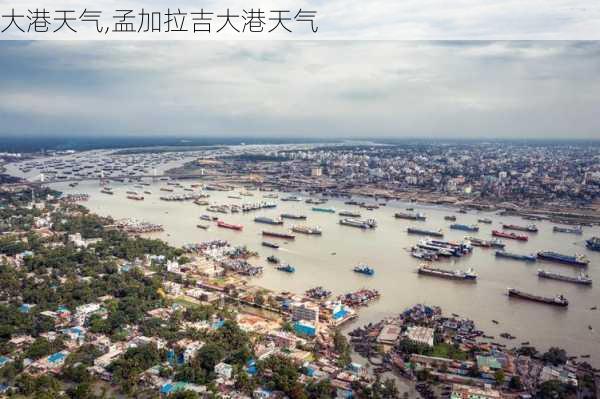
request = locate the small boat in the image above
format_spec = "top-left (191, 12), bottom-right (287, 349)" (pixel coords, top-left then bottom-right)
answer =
top-left (492, 320), bottom-right (499, 324)
top-left (267, 255), bottom-right (279, 264)
top-left (262, 241), bottom-right (279, 249)
top-left (478, 218), bottom-right (492, 224)
top-left (276, 264), bottom-right (295, 273)
top-left (353, 264), bottom-right (374, 275)
top-left (444, 215), bottom-right (457, 221)
top-left (196, 224), bottom-right (209, 230)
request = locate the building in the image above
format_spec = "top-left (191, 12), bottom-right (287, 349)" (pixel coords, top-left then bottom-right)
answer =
top-left (377, 324), bottom-right (401, 345)
top-left (311, 167), bottom-right (323, 177)
top-left (294, 320), bottom-right (317, 337)
top-left (450, 383), bottom-right (503, 399)
top-left (291, 302), bottom-right (319, 324)
top-left (406, 326), bottom-right (435, 347)
top-left (214, 362), bottom-right (233, 379)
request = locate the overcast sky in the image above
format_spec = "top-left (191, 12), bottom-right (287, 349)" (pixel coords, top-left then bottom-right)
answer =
top-left (1, 40), bottom-right (599, 139)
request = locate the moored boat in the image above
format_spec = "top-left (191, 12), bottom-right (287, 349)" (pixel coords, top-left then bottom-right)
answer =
top-left (586, 237), bottom-right (600, 251)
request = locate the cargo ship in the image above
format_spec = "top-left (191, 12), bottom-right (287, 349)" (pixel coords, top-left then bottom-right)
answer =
top-left (495, 250), bottom-right (536, 262)
top-left (254, 216), bottom-right (284, 225)
top-left (261, 241), bottom-right (279, 249)
top-left (217, 221), bottom-right (243, 231)
top-left (339, 210), bottom-right (361, 218)
top-left (450, 223), bottom-right (479, 232)
top-left (281, 213), bottom-right (307, 220)
top-left (407, 227), bottom-right (444, 238)
top-left (492, 230), bottom-right (528, 241)
top-left (444, 215), bottom-right (457, 221)
top-left (395, 212), bottom-right (426, 221)
top-left (537, 251), bottom-right (589, 266)
top-left (553, 226), bottom-right (582, 235)
top-left (478, 218), bottom-right (492, 224)
top-left (291, 225), bottom-right (322, 235)
top-left (160, 187), bottom-right (174, 192)
top-left (537, 270), bottom-right (592, 285)
top-left (502, 224), bottom-right (538, 233)
top-left (339, 218), bottom-right (377, 229)
top-left (262, 231), bottom-right (295, 240)
top-left (127, 194), bottom-right (144, 201)
top-left (281, 196), bottom-right (302, 202)
top-left (353, 264), bottom-right (374, 275)
top-left (276, 264), bottom-right (295, 273)
top-left (507, 288), bottom-right (568, 307)
top-left (586, 237), bottom-right (600, 251)
top-left (100, 189), bottom-right (114, 195)
top-left (312, 207), bottom-right (335, 213)
top-left (464, 236), bottom-right (492, 247)
top-left (417, 266), bottom-right (477, 280)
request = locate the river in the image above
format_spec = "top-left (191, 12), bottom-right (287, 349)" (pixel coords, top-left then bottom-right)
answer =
top-left (39, 177), bottom-right (600, 366)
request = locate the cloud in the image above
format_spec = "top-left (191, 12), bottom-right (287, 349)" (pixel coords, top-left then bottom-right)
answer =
top-left (0, 40), bottom-right (599, 139)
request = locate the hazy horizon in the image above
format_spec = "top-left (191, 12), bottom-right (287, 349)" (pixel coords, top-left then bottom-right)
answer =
top-left (1, 41), bottom-right (599, 140)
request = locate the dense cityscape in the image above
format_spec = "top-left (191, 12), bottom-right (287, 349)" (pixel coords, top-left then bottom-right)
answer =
top-left (0, 141), bottom-right (598, 398)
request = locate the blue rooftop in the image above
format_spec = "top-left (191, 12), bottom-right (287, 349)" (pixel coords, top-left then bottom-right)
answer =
top-left (48, 352), bottom-right (66, 363)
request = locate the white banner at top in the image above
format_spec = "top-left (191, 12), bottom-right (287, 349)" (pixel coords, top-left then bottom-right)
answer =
top-left (0, 0), bottom-right (599, 40)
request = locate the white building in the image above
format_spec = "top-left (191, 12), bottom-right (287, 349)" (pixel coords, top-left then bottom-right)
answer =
top-left (406, 326), bottom-right (435, 347)
top-left (215, 362), bottom-right (233, 379)
top-left (291, 302), bottom-right (319, 324)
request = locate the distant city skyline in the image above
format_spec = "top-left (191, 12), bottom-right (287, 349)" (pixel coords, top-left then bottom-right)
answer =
top-left (1, 41), bottom-right (599, 139)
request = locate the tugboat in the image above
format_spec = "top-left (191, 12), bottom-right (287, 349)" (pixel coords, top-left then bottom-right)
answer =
top-left (353, 264), bottom-right (375, 275)
top-left (267, 255), bottom-right (279, 264)
top-left (507, 288), bottom-right (568, 307)
top-left (276, 264), bottom-right (295, 273)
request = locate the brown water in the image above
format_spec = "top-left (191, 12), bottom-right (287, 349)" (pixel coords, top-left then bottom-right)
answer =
top-left (50, 179), bottom-right (600, 365)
